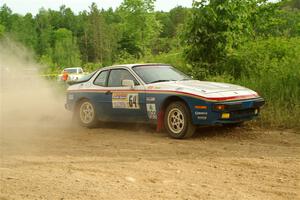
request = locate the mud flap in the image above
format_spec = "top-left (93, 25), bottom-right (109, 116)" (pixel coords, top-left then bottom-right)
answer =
top-left (156, 111), bottom-right (164, 132)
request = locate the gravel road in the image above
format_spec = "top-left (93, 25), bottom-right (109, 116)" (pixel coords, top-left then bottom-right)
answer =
top-left (1, 117), bottom-right (299, 200)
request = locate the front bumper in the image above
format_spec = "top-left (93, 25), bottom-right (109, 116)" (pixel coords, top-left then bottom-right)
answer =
top-left (192, 97), bottom-right (265, 125)
top-left (213, 97), bottom-right (265, 124)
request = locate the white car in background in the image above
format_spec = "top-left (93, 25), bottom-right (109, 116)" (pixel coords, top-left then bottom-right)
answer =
top-left (58, 67), bottom-right (85, 82)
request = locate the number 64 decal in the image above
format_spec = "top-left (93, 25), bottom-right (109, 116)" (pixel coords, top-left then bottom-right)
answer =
top-left (112, 93), bottom-right (140, 109)
top-left (129, 94), bottom-right (138, 108)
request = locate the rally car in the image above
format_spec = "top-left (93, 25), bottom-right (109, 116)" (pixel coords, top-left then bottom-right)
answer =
top-left (65, 64), bottom-right (265, 139)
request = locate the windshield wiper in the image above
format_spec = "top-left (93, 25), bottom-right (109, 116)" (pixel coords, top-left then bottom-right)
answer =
top-left (149, 79), bottom-right (175, 84)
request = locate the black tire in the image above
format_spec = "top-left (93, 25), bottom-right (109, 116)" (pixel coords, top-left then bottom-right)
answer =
top-left (75, 99), bottom-right (98, 128)
top-left (164, 101), bottom-right (196, 139)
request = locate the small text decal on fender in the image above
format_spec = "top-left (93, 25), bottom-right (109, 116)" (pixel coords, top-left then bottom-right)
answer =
top-left (146, 104), bottom-right (157, 119)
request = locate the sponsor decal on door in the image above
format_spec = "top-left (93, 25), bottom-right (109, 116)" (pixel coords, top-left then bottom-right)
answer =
top-left (112, 93), bottom-right (140, 109)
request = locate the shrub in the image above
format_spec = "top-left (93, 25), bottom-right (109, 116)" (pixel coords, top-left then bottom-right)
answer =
top-left (224, 37), bottom-right (300, 128)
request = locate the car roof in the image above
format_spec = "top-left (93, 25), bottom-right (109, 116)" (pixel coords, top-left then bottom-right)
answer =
top-left (100, 63), bottom-right (171, 71)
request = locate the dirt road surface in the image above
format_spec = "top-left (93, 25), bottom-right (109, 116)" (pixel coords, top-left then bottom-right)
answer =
top-left (1, 118), bottom-right (299, 200)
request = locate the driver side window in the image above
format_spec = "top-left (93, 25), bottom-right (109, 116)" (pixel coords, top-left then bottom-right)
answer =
top-left (107, 69), bottom-right (139, 87)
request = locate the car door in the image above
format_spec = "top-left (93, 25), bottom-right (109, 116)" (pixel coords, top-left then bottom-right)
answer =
top-left (92, 70), bottom-right (112, 120)
top-left (104, 68), bottom-right (147, 122)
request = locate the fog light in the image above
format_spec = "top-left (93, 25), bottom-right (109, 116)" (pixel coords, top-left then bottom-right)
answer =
top-left (221, 113), bottom-right (230, 119)
top-left (254, 109), bottom-right (259, 115)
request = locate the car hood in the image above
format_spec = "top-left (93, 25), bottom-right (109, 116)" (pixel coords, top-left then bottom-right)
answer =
top-left (147, 80), bottom-right (259, 100)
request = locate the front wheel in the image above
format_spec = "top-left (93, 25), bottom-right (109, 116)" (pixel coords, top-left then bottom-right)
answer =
top-left (75, 99), bottom-right (98, 128)
top-left (164, 101), bottom-right (196, 139)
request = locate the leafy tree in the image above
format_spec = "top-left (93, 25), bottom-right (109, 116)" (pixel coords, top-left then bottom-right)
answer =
top-left (169, 6), bottom-right (190, 37)
top-left (282, 0), bottom-right (300, 9)
top-left (58, 6), bottom-right (78, 33)
top-left (52, 28), bottom-right (81, 67)
top-left (77, 7), bottom-right (119, 66)
top-left (35, 9), bottom-right (54, 57)
top-left (251, 0), bottom-right (300, 37)
top-left (0, 4), bottom-right (13, 30)
top-left (183, 0), bottom-right (269, 78)
top-left (154, 7), bottom-right (190, 54)
top-left (103, 7), bottom-right (122, 24)
top-left (155, 11), bottom-right (173, 38)
top-left (10, 13), bottom-right (37, 50)
top-left (118, 0), bottom-right (161, 56)
top-left (77, 11), bottom-right (89, 63)
top-left (87, 3), bottom-right (107, 63)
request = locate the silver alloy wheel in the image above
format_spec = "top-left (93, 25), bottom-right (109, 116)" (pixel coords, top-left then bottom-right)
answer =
top-left (167, 108), bottom-right (185, 134)
top-left (79, 101), bottom-right (95, 124)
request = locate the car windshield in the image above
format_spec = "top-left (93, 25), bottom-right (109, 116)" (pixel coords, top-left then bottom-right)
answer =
top-left (133, 65), bottom-right (192, 84)
top-left (64, 68), bottom-right (78, 74)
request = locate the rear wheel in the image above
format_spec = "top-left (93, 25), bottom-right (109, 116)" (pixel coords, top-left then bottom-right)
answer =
top-left (75, 99), bottom-right (98, 128)
top-left (164, 101), bottom-right (196, 139)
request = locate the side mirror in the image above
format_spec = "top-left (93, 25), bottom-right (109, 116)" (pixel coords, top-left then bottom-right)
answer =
top-left (122, 79), bottom-right (135, 88)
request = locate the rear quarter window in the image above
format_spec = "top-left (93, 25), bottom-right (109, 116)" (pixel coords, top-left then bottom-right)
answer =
top-left (94, 71), bottom-right (108, 86)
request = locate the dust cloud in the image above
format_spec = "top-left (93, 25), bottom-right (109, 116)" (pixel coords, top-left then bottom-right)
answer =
top-left (0, 39), bottom-right (70, 130)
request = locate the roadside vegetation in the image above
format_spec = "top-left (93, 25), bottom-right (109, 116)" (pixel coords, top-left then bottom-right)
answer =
top-left (0, 0), bottom-right (299, 128)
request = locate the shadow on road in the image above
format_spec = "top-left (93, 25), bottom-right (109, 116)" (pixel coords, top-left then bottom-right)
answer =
top-left (87, 121), bottom-right (252, 140)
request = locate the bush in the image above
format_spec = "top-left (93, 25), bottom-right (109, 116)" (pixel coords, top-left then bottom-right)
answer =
top-left (137, 51), bottom-right (192, 74)
top-left (222, 37), bottom-right (300, 128)
top-left (83, 62), bottom-right (103, 73)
